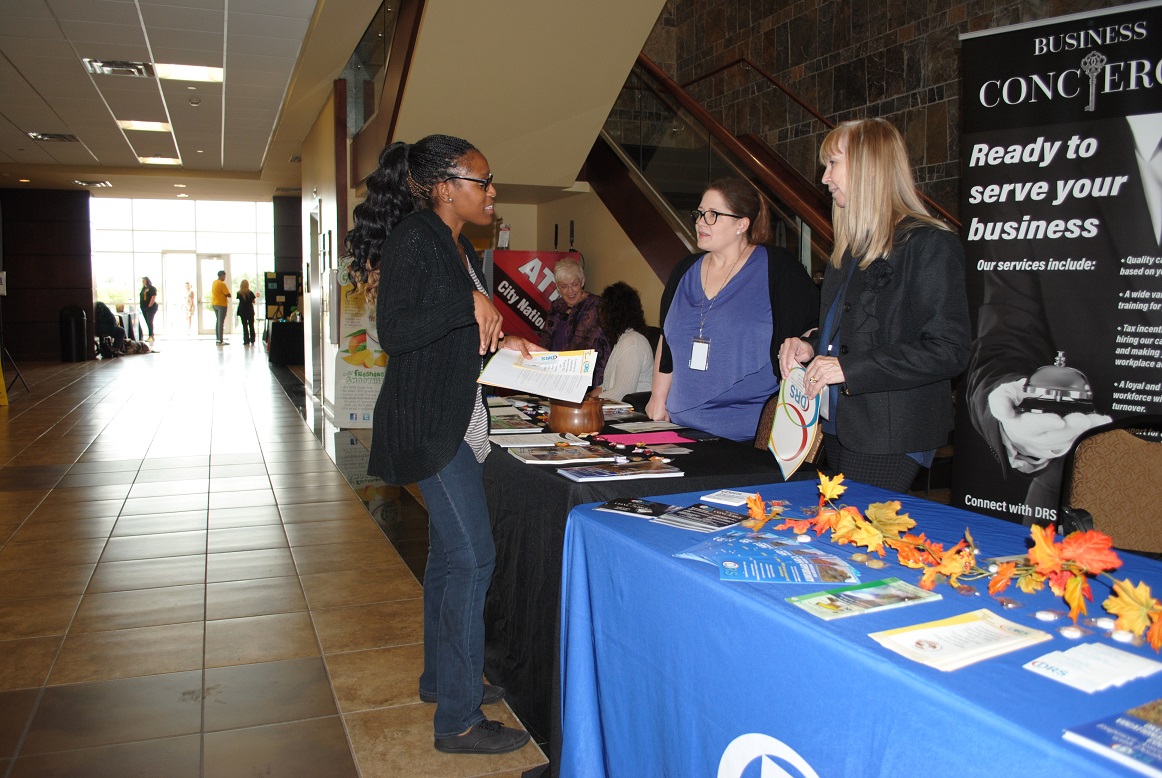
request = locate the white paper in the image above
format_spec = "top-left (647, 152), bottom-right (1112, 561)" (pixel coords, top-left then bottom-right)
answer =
top-left (478, 349), bottom-right (596, 403)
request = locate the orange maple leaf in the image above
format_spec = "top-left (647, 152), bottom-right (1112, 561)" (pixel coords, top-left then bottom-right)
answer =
top-left (988, 561), bottom-right (1017, 596)
top-left (817, 473), bottom-right (847, 503)
top-left (919, 566), bottom-right (941, 591)
top-left (1063, 572), bottom-right (1092, 623)
top-left (1060, 530), bottom-right (1123, 574)
top-left (888, 535), bottom-right (928, 569)
top-left (1016, 570), bottom-right (1046, 594)
top-left (746, 493), bottom-right (767, 520)
top-left (1103, 579), bottom-right (1162, 637)
top-left (773, 516), bottom-right (813, 534)
top-left (1148, 616), bottom-right (1162, 652)
top-left (1028, 524), bottom-right (1063, 576)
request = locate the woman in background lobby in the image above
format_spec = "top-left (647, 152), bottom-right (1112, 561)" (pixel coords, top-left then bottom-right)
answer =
top-left (236, 279), bottom-right (258, 345)
top-left (646, 178), bottom-right (818, 441)
top-left (139, 277), bottom-right (158, 341)
top-left (778, 118), bottom-right (970, 492)
top-left (184, 281), bottom-right (195, 334)
top-left (344, 134), bottom-right (532, 757)
top-left (597, 281), bottom-right (653, 401)
top-left (538, 257), bottom-right (610, 391)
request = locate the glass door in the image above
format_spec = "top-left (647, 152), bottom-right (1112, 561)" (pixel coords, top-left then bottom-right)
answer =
top-left (162, 252), bottom-right (197, 338)
top-left (198, 254), bottom-right (231, 337)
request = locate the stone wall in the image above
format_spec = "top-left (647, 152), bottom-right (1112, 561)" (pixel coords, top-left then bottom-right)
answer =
top-left (642, 0), bottom-right (1126, 219)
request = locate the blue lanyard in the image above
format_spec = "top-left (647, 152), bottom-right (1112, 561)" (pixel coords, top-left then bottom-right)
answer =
top-left (817, 258), bottom-right (858, 357)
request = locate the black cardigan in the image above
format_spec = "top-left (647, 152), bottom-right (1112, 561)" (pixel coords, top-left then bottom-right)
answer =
top-left (658, 244), bottom-right (819, 374)
top-left (367, 208), bottom-right (485, 485)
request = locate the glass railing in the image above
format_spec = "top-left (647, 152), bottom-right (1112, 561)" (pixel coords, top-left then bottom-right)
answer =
top-left (603, 61), bottom-right (831, 278)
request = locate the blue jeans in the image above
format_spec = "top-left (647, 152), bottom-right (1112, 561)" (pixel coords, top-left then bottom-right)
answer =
top-left (417, 441), bottom-right (496, 737)
top-left (213, 305), bottom-right (226, 341)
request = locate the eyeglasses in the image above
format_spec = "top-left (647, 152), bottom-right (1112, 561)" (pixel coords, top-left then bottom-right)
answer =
top-left (690, 208), bottom-right (744, 226)
top-left (444, 173), bottom-right (494, 191)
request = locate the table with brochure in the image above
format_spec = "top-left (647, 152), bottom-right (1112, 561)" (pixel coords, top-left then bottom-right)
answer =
top-left (558, 479), bottom-right (1162, 777)
top-left (481, 409), bottom-right (798, 754)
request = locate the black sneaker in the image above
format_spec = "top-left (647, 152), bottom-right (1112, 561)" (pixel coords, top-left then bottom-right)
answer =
top-left (434, 719), bottom-right (529, 755)
top-left (420, 684), bottom-right (504, 706)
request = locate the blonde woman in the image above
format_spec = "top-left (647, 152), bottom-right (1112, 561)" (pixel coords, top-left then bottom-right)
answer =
top-left (236, 279), bottom-right (258, 345)
top-left (778, 118), bottom-right (971, 492)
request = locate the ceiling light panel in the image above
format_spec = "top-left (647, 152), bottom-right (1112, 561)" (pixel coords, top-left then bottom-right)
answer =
top-left (116, 120), bottom-right (172, 132)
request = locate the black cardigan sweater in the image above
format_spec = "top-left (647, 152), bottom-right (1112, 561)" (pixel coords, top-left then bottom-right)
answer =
top-left (658, 244), bottom-right (819, 374)
top-left (368, 208), bottom-right (485, 485)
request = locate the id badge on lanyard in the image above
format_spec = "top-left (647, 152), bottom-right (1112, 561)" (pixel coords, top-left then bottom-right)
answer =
top-left (690, 337), bottom-right (711, 371)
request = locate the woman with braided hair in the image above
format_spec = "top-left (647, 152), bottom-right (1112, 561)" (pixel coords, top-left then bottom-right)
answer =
top-left (345, 134), bottom-right (533, 755)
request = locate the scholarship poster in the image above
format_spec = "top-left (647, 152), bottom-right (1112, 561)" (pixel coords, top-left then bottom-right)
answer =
top-left (486, 250), bottom-right (574, 342)
top-left (333, 257), bottom-right (385, 429)
top-left (952, 1), bottom-right (1162, 525)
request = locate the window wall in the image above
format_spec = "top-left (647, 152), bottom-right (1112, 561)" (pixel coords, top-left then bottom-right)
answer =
top-left (91, 199), bottom-right (274, 337)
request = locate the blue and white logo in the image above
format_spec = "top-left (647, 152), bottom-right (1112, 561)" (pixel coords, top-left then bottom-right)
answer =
top-left (718, 734), bottom-right (821, 778)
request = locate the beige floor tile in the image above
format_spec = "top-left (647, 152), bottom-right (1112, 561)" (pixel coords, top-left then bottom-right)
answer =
top-left (0, 538), bottom-right (107, 571)
top-left (205, 576), bottom-right (307, 619)
top-left (312, 599), bottom-right (424, 654)
top-left (49, 622), bottom-right (205, 685)
top-left (344, 704), bottom-right (544, 778)
top-left (0, 595), bottom-right (81, 639)
top-left (326, 644), bottom-right (425, 712)
top-left (42, 484), bottom-right (132, 503)
top-left (131, 467), bottom-right (208, 484)
top-left (111, 510), bottom-right (208, 537)
top-left (100, 531), bottom-right (207, 562)
top-left (71, 585), bottom-right (205, 632)
top-left (207, 525), bottom-right (288, 553)
top-left (279, 500), bottom-right (370, 523)
top-left (209, 475), bottom-right (272, 493)
top-left (7, 516), bottom-right (116, 544)
top-left (283, 518), bottom-right (385, 546)
top-left (209, 491), bottom-right (276, 510)
top-left (26, 499), bottom-right (123, 522)
top-left (206, 547), bottom-right (296, 583)
top-left (0, 565), bottom-right (95, 601)
top-left (126, 479), bottom-right (209, 499)
top-left (204, 611), bottom-right (319, 668)
top-left (0, 636), bottom-right (63, 691)
top-left (120, 494), bottom-right (208, 516)
top-left (290, 539), bottom-right (402, 578)
top-left (207, 505), bottom-right (283, 529)
top-left (87, 555), bottom-right (206, 593)
top-left (299, 566), bottom-right (421, 610)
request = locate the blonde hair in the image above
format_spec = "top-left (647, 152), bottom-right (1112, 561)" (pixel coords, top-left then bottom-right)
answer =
top-left (239, 279), bottom-right (250, 293)
top-left (820, 118), bottom-right (950, 268)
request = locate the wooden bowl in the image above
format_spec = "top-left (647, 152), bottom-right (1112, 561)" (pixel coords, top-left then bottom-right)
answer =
top-left (547, 397), bottom-right (604, 435)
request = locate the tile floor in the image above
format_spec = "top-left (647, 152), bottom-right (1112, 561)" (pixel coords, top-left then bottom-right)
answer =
top-left (0, 342), bottom-right (546, 777)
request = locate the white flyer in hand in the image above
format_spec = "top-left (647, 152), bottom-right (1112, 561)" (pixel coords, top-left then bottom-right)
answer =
top-left (478, 348), bottom-right (596, 403)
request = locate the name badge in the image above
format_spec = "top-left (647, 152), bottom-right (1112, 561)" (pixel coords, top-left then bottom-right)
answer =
top-left (690, 338), bottom-right (710, 371)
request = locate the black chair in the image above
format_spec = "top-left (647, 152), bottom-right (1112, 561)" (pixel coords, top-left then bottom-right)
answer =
top-left (1058, 414), bottom-right (1162, 554)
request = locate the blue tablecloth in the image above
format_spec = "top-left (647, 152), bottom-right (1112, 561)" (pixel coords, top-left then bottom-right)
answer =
top-left (559, 479), bottom-right (1162, 777)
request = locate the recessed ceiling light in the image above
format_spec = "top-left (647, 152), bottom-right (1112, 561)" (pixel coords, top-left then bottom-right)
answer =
top-left (173, 183), bottom-right (186, 188)
top-left (155, 64), bottom-right (223, 83)
top-left (139, 156), bottom-right (181, 166)
top-left (196, 149), bottom-right (204, 154)
top-left (18, 179), bottom-right (31, 183)
top-left (117, 120), bottom-right (172, 132)
top-left (176, 193), bottom-right (189, 198)
top-left (188, 97), bottom-right (202, 107)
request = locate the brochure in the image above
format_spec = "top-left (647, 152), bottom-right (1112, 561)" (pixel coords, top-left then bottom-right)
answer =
top-left (489, 432), bottom-right (589, 448)
top-left (675, 529), bottom-right (860, 584)
top-left (594, 497), bottom-right (678, 519)
top-left (868, 609), bottom-right (1052, 671)
top-left (651, 503), bottom-right (745, 533)
top-left (1063, 697), bottom-right (1162, 777)
top-left (508, 446), bottom-right (616, 465)
top-left (700, 489), bottom-right (757, 507)
top-left (786, 577), bottom-right (942, 620)
top-left (478, 348), bottom-right (597, 403)
top-left (556, 460), bottom-right (684, 482)
top-left (1024, 643), bottom-right (1162, 693)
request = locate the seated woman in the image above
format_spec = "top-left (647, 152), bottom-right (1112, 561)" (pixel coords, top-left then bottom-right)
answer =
top-left (94, 301), bottom-right (127, 353)
top-left (538, 257), bottom-right (610, 391)
top-left (646, 179), bottom-right (818, 441)
top-left (597, 282), bottom-right (654, 401)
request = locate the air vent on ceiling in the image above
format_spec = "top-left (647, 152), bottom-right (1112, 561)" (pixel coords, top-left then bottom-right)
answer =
top-left (275, 187), bottom-right (302, 194)
top-left (72, 180), bottom-right (113, 188)
top-left (27, 132), bottom-right (78, 142)
top-left (83, 58), bottom-right (155, 78)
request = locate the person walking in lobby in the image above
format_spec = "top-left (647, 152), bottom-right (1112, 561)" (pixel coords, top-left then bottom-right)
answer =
top-left (778, 118), bottom-right (971, 492)
top-left (236, 279), bottom-right (258, 346)
top-left (211, 270), bottom-right (230, 344)
top-left (345, 133), bottom-right (533, 756)
top-left (139, 277), bottom-right (158, 341)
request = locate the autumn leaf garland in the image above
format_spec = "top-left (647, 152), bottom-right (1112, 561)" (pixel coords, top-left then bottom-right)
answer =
top-left (745, 473), bottom-right (1162, 652)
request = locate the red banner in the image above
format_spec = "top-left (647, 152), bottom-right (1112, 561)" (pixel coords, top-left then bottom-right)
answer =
top-left (489, 250), bottom-right (575, 342)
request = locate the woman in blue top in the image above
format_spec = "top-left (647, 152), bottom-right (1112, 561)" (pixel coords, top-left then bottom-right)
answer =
top-left (647, 179), bottom-right (818, 441)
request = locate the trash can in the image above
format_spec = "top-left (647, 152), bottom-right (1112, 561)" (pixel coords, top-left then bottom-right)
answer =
top-left (59, 305), bottom-right (87, 362)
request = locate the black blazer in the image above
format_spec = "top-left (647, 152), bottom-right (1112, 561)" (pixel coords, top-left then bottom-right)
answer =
top-left (809, 223), bottom-right (971, 454)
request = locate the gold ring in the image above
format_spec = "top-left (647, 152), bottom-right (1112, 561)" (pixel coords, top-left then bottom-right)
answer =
top-left (808, 377), bottom-right (818, 383)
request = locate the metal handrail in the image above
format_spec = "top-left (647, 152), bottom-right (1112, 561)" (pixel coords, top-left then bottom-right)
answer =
top-left (669, 55), bottom-right (961, 229)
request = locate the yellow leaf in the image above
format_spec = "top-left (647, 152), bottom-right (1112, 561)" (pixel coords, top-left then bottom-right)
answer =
top-left (1103, 579), bottom-right (1162, 637)
top-left (848, 520), bottom-right (887, 555)
top-left (1016, 570), bottom-right (1046, 594)
top-left (1062, 572), bottom-right (1091, 623)
top-left (818, 473), bottom-right (847, 503)
top-left (865, 501), bottom-right (915, 538)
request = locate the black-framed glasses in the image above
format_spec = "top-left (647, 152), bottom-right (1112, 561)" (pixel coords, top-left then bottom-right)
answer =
top-left (690, 208), bottom-right (744, 225)
top-left (445, 173), bottom-right (494, 191)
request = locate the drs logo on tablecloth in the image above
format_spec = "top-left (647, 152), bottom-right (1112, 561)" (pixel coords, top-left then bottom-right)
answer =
top-left (718, 734), bottom-right (821, 778)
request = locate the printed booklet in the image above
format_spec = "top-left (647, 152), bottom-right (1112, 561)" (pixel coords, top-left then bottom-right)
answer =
top-left (557, 460), bottom-right (684, 482)
top-left (786, 577), bottom-right (942, 620)
top-left (674, 529), bottom-right (860, 584)
top-left (594, 497), bottom-right (678, 519)
top-left (508, 446), bottom-right (615, 465)
top-left (651, 503), bottom-right (745, 533)
top-left (1063, 697), bottom-right (1162, 777)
